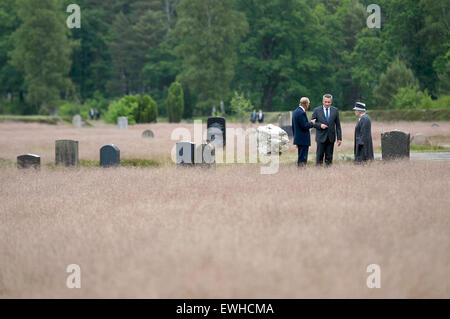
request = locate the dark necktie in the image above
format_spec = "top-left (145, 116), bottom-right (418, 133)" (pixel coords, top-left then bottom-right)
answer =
top-left (326, 108), bottom-right (329, 123)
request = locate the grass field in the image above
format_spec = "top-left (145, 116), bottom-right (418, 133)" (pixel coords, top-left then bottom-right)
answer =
top-left (0, 121), bottom-right (449, 298)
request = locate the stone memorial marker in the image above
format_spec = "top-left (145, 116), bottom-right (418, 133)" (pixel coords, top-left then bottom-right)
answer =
top-left (196, 143), bottom-right (216, 168)
top-left (207, 117), bottom-right (226, 146)
top-left (100, 145), bottom-right (120, 167)
top-left (176, 142), bottom-right (195, 166)
top-left (278, 112), bottom-right (293, 138)
top-left (118, 117), bottom-right (128, 130)
top-left (432, 123), bottom-right (440, 127)
top-left (55, 140), bottom-right (79, 167)
top-left (142, 130), bottom-right (154, 138)
top-left (381, 131), bottom-right (410, 160)
top-left (72, 115), bottom-right (82, 128)
top-left (257, 124), bottom-right (290, 156)
top-left (17, 154), bottom-right (40, 170)
top-left (411, 133), bottom-right (431, 146)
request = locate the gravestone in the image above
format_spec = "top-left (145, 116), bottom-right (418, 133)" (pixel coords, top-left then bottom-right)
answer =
top-left (195, 143), bottom-right (216, 168)
top-left (142, 130), bottom-right (154, 138)
top-left (55, 140), bottom-right (79, 167)
top-left (72, 115), bottom-right (82, 128)
top-left (432, 123), bottom-right (440, 127)
top-left (411, 133), bottom-right (431, 146)
top-left (17, 154), bottom-right (40, 170)
top-left (257, 124), bottom-right (290, 156)
top-left (118, 117), bottom-right (128, 130)
top-left (207, 117), bottom-right (226, 146)
top-left (176, 142), bottom-right (195, 166)
top-left (100, 145), bottom-right (120, 167)
top-left (278, 112), bottom-right (293, 138)
top-left (381, 131), bottom-right (410, 160)
top-left (281, 126), bottom-right (293, 138)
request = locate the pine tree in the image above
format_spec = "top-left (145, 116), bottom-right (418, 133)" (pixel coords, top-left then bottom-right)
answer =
top-left (10, 0), bottom-right (74, 114)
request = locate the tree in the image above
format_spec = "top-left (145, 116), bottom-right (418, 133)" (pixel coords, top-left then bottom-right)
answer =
top-left (175, 0), bottom-right (248, 114)
top-left (167, 81), bottom-right (184, 122)
top-left (10, 0), bottom-right (74, 114)
top-left (373, 58), bottom-right (419, 108)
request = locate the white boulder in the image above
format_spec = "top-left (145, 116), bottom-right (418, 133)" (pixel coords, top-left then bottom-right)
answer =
top-left (257, 124), bottom-right (290, 156)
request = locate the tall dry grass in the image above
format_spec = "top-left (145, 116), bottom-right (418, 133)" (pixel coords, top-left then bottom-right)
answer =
top-left (0, 161), bottom-right (449, 298)
top-left (0, 121), bottom-right (449, 165)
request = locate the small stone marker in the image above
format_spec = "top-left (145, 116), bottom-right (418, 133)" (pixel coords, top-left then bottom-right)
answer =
top-left (118, 117), bottom-right (128, 130)
top-left (432, 123), bottom-right (440, 127)
top-left (411, 133), bottom-right (431, 146)
top-left (196, 143), bottom-right (216, 168)
top-left (100, 145), bottom-right (120, 167)
top-left (176, 142), bottom-right (195, 166)
top-left (381, 131), bottom-right (410, 160)
top-left (142, 130), bottom-right (154, 138)
top-left (72, 115), bottom-right (82, 128)
top-left (17, 154), bottom-right (40, 170)
top-left (55, 140), bottom-right (79, 167)
top-left (207, 117), bottom-right (226, 146)
top-left (278, 112), bottom-right (293, 137)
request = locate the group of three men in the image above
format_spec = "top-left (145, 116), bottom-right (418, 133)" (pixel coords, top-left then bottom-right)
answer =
top-left (292, 94), bottom-right (374, 167)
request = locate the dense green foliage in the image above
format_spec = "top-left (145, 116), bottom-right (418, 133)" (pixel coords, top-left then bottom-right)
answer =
top-left (167, 81), bottom-right (184, 123)
top-left (0, 0), bottom-right (448, 117)
top-left (105, 94), bottom-right (157, 124)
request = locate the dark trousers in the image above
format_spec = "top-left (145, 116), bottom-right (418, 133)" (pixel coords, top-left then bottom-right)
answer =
top-left (297, 146), bottom-right (309, 167)
top-left (316, 139), bottom-right (334, 166)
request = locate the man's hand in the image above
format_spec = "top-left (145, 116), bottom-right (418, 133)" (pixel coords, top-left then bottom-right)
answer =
top-left (337, 140), bottom-right (342, 147)
top-left (311, 119), bottom-right (316, 125)
top-left (320, 124), bottom-right (328, 129)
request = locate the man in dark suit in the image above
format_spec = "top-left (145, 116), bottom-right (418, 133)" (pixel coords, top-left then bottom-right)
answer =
top-left (292, 97), bottom-right (317, 167)
top-left (311, 94), bottom-right (342, 166)
top-left (353, 102), bottom-right (374, 163)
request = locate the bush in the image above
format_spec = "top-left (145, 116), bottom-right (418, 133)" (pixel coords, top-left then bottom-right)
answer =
top-left (433, 95), bottom-right (450, 109)
top-left (392, 87), bottom-right (432, 109)
top-left (105, 94), bottom-right (157, 125)
top-left (58, 101), bottom-right (91, 120)
top-left (167, 82), bottom-right (184, 123)
top-left (230, 91), bottom-right (253, 122)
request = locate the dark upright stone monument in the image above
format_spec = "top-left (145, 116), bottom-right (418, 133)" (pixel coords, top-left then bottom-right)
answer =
top-left (281, 126), bottom-right (293, 138)
top-left (381, 131), bottom-right (410, 160)
top-left (142, 130), bottom-right (154, 138)
top-left (17, 154), bottom-right (40, 170)
top-left (207, 117), bottom-right (226, 146)
top-left (176, 142), bottom-right (195, 166)
top-left (195, 143), bottom-right (216, 168)
top-left (100, 145), bottom-right (120, 167)
top-left (55, 140), bottom-right (79, 167)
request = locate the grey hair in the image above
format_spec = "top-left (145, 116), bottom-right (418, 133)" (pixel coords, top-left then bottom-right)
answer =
top-left (300, 97), bottom-right (310, 106)
top-left (323, 94), bottom-right (333, 101)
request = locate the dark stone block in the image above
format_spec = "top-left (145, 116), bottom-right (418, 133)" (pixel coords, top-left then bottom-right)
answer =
top-left (207, 117), bottom-right (226, 146)
top-left (195, 143), bottom-right (216, 168)
top-left (142, 130), bottom-right (154, 138)
top-left (176, 142), bottom-right (195, 166)
top-left (100, 145), bottom-right (120, 167)
top-left (17, 154), bottom-right (40, 170)
top-left (281, 125), bottom-right (293, 138)
top-left (55, 140), bottom-right (79, 167)
top-left (381, 131), bottom-right (410, 160)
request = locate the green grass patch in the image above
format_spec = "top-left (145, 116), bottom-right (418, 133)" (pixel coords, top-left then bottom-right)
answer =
top-left (0, 115), bottom-right (62, 125)
top-left (410, 144), bottom-right (450, 152)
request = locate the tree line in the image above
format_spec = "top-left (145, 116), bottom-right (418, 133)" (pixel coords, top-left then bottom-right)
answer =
top-left (0, 0), bottom-right (448, 118)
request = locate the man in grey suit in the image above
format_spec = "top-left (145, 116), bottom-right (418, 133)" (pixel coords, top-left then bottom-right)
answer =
top-left (353, 102), bottom-right (374, 163)
top-left (311, 94), bottom-right (342, 166)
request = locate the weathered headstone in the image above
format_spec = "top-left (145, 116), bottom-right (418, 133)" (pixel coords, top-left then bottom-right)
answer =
top-left (207, 117), bottom-right (226, 146)
top-left (142, 130), bottom-right (154, 138)
top-left (72, 115), bottom-right (82, 128)
top-left (195, 143), bottom-right (216, 168)
top-left (17, 154), bottom-right (40, 170)
top-left (100, 145), bottom-right (120, 167)
top-left (381, 131), bottom-right (410, 160)
top-left (176, 142), bottom-right (195, 166)
top-left (432, 123), bottom-right (440, 127)
top-left (278, 112), bottom-right (293, 138)
top-left (411, 133), bottom-right (431, 146)
top-left (118, 117), bottom-right (128, 130)
top-left (55, 140), bottom-right (79, 167)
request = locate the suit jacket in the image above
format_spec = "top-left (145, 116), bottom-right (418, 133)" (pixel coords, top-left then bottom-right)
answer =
top-left (311, 106), bottom-right (342, 143)
top-left (292, 107), bottom-right (313, 146)
top-left (354, 114), bottom-right (374, 161)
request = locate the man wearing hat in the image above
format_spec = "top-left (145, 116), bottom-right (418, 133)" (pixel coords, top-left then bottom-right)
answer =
top-left (353, 102), bottom-right (374, 163)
